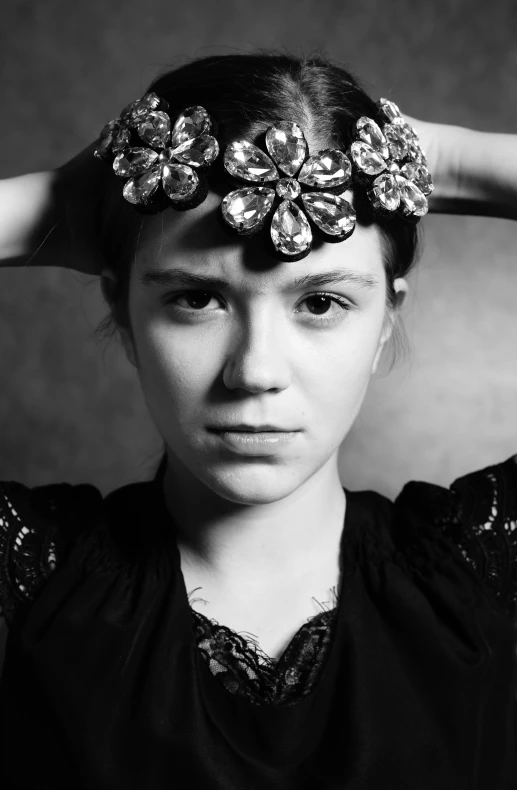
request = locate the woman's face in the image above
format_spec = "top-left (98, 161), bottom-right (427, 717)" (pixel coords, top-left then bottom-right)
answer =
top-left (119, 190), bottom-right (406, 505)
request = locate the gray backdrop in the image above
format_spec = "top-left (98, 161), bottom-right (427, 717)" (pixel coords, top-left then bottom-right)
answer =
top-left (1, 0), bottom-right (516, 499)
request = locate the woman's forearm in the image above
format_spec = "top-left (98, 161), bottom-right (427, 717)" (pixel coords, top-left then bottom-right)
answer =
top-left (0, 171), bottom-right (66, 267)
top-left (429, 124), bottom-right (517, 221)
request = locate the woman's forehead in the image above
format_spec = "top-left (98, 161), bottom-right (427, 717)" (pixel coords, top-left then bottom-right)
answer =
top-left (134, 189), bottom-right (386, 287)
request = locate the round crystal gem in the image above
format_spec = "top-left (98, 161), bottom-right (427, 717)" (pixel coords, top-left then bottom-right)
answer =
top-left (113, 147), bottom-right (159, 177)
top-left (356, 117), bottom-right (389, 160)
top-left (121, 93), bottom-right (161, 124)
top-left (397, 176), bottom-right (428, 217)
top-left (276, 178), bottom-right (301, 199)
top-left (171, 135), bottom-right (219, 168)
top-left (350, 141), bottom-right (387, 176)
top-left (370, 173), bottom-right (401, 212)
top-left (298, 149), bottom-right (351, 188)
top-left (123, 165), bottom-right (161, 205)
top-left (401, 162), bottom-right (433, 196)
top-left (384, 124), bottom-right (409, 160)
top-left (221, 186), bottom-right (275, 233)
top-left (265, 122), bottom-right (308, 177)
top-left (377, 98), bottom-right (403, 123)
top-left (270, 200), bottom-right (312, 256)
top-left (301, 192), bottom-right (356, 237)
top-left (161, 163), bottom-right (199, 202)
top-left (406, 140), bottom-right (426, 165)
top-left (136, 111), bottom-right (171, 148)
top-left (224, 141), bottom-right (278, 183)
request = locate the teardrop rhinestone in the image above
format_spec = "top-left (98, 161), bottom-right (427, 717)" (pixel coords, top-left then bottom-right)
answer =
top-left (349, 141), bottom-right (387, 176)
top-left (276, 178), bottom-right (301, 199)
top-left (221, 186), bottom-right (275, 233)
top-left (170, 106), bottom-right (212, 148)
top-left (301, 192), bottom-right (356, 238)
top-left (406, 139), bottom-right (427, 165)
top-left (400, 163), bottom-right (433, 196)
top-left (121, 93), bottom-right (161, 126)
top-left (111, 127), bottom-right (131, 154)
top-left (113, 147), bottom-right (159, 177)
top-left (384, 124), bottom-right (409, 161)
top-left (265, 121), bottom-right (308, 177)
top-left (136, 111), bottom-right (171, 148)
top-left (161, 162), bottom-right (199, 202)
top-left (298, 149), bottom-right (352, 189)
top-left (94, 135), bottom-right (113, 161)
top-left (369, 173), bottom-right (401, 212)
top-left (397, 176), bottom-right (428, 217)
top-left (224, 141), bottom-right (278, 183)
top-left (122, 165), bottom-right (161, 205)
top-left (170, 135), bottom-right (219, 168)
top-left (356, 117), bottom-right (389, 159)
top-left (377, 98), bottom-right (403, 123)
top-left (270, 200), bottom-right (312, 256)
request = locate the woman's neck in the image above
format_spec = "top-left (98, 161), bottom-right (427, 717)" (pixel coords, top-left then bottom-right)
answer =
top-left (161, 452), bottom-right (347, 592)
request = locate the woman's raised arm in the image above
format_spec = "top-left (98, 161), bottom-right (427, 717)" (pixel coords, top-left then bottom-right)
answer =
top-left (0, 141), bottom-right (108, 274)
top-left (405, 115), bottom-right (517, 221)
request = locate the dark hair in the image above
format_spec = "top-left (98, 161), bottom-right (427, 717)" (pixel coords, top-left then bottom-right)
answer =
top-left (98, 51), bottom-right (420, 369)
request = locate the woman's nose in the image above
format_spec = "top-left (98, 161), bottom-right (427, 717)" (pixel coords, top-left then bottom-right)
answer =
top-left (222, 311), bottom-right (291, 394)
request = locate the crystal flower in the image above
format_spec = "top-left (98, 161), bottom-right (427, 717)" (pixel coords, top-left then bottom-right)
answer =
top-left (221, 121), bottom-right (356, 260)
top-left (348, 98), bottom-right (434, 221)
top-left (94, 94), bottom-right (219, 208)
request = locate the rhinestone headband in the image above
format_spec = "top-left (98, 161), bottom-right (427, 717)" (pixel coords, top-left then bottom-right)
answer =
top-left (94, 93), bottom-right (433, 260)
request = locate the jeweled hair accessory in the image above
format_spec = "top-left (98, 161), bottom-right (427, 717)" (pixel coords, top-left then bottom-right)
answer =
top-left (94, 93), bottom-right (219, 209)
top-left (349, 98), bottom-right (434, 220)
top-left (221, 122), bottom-right (356, 261)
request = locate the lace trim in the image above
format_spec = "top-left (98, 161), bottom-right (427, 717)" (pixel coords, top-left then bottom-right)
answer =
top-left (189, 586), bottom-right (339, 706)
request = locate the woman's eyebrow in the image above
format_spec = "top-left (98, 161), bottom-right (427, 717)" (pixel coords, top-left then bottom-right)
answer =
top-left (139, 268), bottom-right (379, 291)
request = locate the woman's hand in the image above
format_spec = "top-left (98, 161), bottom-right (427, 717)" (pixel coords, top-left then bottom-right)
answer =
top-left (0, 140), bottom-right (110, 274)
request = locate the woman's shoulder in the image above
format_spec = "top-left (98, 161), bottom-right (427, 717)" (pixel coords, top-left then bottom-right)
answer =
top-left (393, 454), bottom-right (517, 618)
top-left (0, 478), bottom-right (105, 627)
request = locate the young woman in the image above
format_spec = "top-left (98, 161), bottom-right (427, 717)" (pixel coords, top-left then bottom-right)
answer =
top-left (0, 53), bottom-right (515, 788)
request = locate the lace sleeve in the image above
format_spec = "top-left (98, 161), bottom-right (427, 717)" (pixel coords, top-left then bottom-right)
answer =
top-left (0, 480), bottom-right (102, 628)
top-left (445, 455), bottom-right (517, 619)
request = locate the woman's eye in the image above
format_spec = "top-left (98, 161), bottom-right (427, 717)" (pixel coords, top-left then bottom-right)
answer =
top-left (296, 293), bottom-right (352, 323)
top-left (165, 291), bottom-right (220, 311)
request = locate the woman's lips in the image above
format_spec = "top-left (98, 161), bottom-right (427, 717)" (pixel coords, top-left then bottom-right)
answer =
top-left (208, 428), bottom-right (300, 453)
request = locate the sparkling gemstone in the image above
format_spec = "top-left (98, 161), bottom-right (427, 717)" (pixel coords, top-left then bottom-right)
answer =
top-left (349, 141), bottom-right (387, 175)
top-left (170, 135), bottom-right (219, 168)
top-left (113, 147), bottom-right (159, 177)
top-left (377, 98), bottom-right (403, 123)
top-left (121, 93), bottom-right (161, 124)
top-left (161, 162), bottom-right (199, 202)
top-left (265, 121), bottom-right (308, 177)
top-left (301, 192), bottom-right (356, 237)
top-left (384, 124), bottom-right (409, 160)
top-left (100, 119), bottom-right (121, 139)
top-left (170, 106), bottom-right (212, 148)
top-left (94, 135), bottom-right (113, 160)
top-left (396, 176), bottom-right (428, 217)
top-left (276, 178), bottom-right (301, 199)
top-left (224, 141), bottom-right (278, 183)
top-left (221, 186), bottom-right (275, 232)
top-left (397, 122), bottom-right (418, 143)
top-left (122, 165), bottom-right (161, 205)
top-left (400, 162), bottom-right (433, 196)
top-left (111, 127), bottom-right (131, 154)
top-left (406, 139), bottom-right (426, 164)
top-left (298, 149), bottom-right (351, 188)
top-left (356, 117), bottom-right (389, 160)
top-left (388, 162), bottom-right (400, 174)
top-left (270, 200), bottom-right (312, 256)
top-left (369, 173), bottom-right (401, 212)
top-left (136, 111), bottom-right (170, 148)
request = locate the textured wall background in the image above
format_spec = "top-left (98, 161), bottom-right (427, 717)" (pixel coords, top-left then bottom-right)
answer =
top-left (0, 0), bottom-right (516, 499)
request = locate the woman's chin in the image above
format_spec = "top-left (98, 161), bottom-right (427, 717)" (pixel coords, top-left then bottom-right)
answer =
top-left (194, 463), bottom-right (304, 506)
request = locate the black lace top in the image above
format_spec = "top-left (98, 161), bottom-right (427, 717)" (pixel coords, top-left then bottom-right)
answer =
top-left (0, 456), bottom-right (516, 789)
